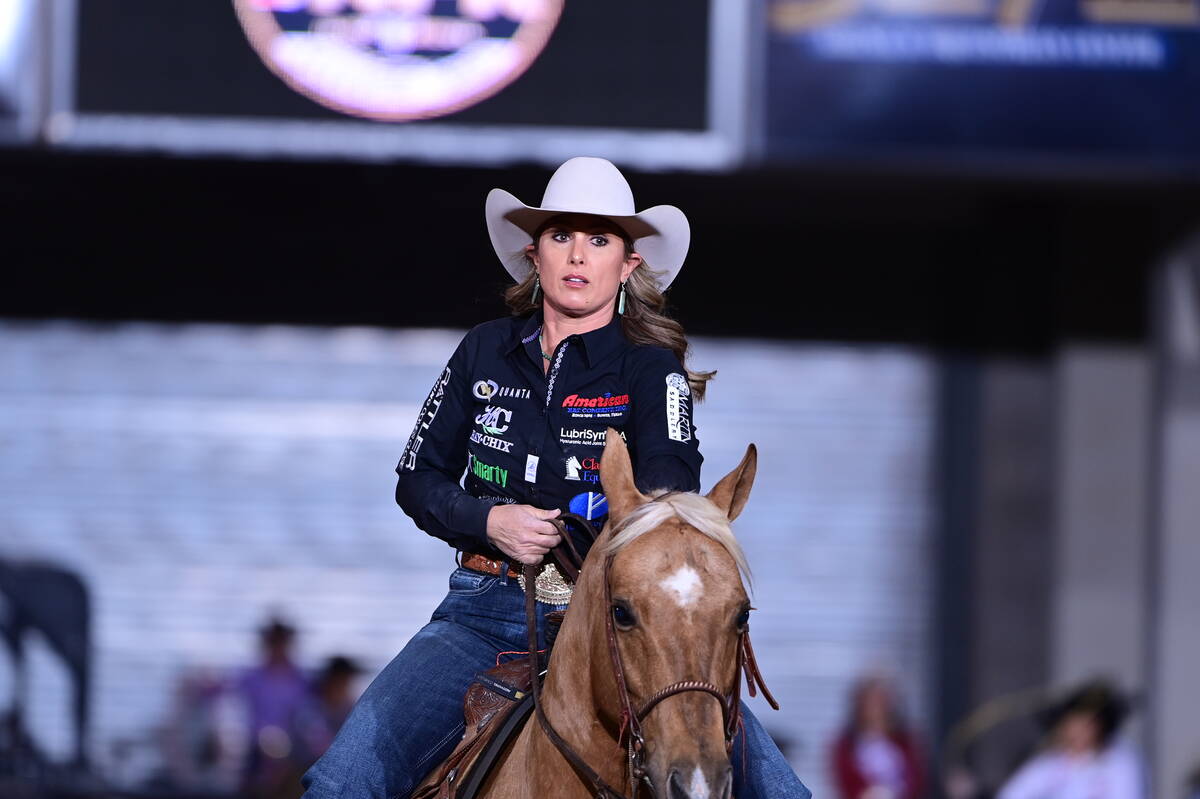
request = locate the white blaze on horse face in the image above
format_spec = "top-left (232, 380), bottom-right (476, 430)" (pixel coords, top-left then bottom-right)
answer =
top-left (660, 565), bottom-right (702, 608)
top-left (689, 767), bottom-right (711, 799)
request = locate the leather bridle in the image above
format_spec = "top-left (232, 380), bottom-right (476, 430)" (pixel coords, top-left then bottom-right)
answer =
top-left (523, 515), bottom-right (778, 799)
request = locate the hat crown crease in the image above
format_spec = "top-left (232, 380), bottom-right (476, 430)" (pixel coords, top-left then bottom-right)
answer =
top-left (540, 158), bottom-right (636, 216)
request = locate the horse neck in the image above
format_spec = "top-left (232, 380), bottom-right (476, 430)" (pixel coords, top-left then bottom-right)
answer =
top-left (533, 544), bottom-right (627, 786)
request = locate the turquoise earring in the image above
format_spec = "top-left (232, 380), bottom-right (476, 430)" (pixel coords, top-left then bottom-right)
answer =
top-left (532, 273), bottom-right (540, 303)
top-left (617, 280), bottom-right (627, 315)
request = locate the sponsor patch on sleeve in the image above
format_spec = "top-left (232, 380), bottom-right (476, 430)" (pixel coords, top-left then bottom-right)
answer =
top-left (665, 372), bottom-right (692, 443)
top-left (400, 366), bottom-right (451, 470)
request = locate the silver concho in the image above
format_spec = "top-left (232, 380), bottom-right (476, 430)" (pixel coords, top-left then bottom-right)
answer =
top-left (517, 562), bottom-right (573, 606)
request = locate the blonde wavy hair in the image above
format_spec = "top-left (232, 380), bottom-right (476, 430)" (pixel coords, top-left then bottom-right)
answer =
top-left (502, 226), bottom-right (715, 400)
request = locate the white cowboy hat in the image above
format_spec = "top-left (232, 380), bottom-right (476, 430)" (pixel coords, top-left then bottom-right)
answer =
top-left (485, 156), bottom-right (690, 291)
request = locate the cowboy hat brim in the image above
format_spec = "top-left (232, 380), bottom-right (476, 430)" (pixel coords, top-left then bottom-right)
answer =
top-left (485, 188), bottom-right (690, 292)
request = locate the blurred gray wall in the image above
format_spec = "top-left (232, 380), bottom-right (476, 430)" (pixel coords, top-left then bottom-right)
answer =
top-left (963, 334), bottom-right (1200, 799)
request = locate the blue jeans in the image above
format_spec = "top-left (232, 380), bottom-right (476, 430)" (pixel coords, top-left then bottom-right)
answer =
top-left (302, 567), bottom-right (810, 799)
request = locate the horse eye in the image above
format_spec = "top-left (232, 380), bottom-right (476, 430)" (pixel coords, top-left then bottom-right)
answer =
top-left (612, 604), bottom-right (635, 629)
top-left (735, 609), bottom-right (750, 629)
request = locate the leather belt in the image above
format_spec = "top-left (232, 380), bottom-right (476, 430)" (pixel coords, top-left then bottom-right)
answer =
top-left (460, 551), bottom-right (521, 579)
top-left (459, 552), bottom-right (573, 604)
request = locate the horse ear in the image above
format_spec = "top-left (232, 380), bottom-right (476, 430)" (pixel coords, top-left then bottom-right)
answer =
top-left (706, 444), bottom-right (757, 521)
top-left (600, 427), bottom-right (648, 524)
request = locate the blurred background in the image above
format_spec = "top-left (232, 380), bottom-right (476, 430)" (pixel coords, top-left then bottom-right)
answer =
top-left (1, 0), bottom-right (1199, 798)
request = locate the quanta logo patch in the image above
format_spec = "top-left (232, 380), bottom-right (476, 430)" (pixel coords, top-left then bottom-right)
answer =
top-left (473, 379), bottom-right (531, 401)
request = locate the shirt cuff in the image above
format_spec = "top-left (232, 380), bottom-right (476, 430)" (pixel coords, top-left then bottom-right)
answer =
top-left (636, 452), bottom-right (701, 493)
top-left (452, 494), bottom-right (501, 544)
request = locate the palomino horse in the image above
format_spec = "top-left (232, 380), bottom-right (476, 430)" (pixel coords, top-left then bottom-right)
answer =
top-left (476, 429), bottom-right (769, 799)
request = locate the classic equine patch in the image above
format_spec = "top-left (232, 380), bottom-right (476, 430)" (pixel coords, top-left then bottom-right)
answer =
top-left (564, 455), bottom-right (600, 483)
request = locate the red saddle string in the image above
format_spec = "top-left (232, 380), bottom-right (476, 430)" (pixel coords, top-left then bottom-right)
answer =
top-left (495, 648), bottom-right (545, 668)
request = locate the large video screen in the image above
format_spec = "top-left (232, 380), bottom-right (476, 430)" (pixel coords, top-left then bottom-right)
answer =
top-left (765, 0), bottom-right (1200, 168)
top-left (47, 0), bottom-right (744, 170)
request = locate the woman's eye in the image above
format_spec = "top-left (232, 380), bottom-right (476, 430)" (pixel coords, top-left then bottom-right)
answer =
top-left (612, 604), bottom-right (635, 629)
top-left (551, 231), bottom-right (570, 242)
top-left (735, 609), bottom-right (750, 629)
top-left (590, 235), bottom-right (608, 246)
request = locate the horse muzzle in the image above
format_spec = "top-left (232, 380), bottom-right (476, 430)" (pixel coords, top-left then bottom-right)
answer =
top-left (649, 762), bottom-right (733, 799)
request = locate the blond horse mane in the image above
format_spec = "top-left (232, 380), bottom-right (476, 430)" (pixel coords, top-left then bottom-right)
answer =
top-left (601, 490), bottom-right (752, 588)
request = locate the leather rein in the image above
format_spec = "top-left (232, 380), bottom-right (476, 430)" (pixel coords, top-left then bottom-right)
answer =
top-left (522, 514), bottom-right (778, 799)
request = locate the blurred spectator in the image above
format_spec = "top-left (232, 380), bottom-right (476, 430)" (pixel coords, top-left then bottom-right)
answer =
top-left (237, 617), bottom-right (310, 797)
top-left (292, 655), bottom-right (363, 763)
top-left (831, 674), bottom-right (926, 799)
top-left (161, 667), bottom-right (244, 793)
top-left (997, 679), bottom-right (1142, 799)
top-left (158, 627), bottom-right (362, 797)
top-left (1184, 761), bottom-right (1200, 799)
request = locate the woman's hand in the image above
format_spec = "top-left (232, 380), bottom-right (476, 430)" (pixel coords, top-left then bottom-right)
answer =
top-left (486, 505), bottom-right (562, 565)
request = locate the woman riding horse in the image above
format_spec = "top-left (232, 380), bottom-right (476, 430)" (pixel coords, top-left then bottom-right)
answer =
top-left (301, 157), bottom-right (811, 799)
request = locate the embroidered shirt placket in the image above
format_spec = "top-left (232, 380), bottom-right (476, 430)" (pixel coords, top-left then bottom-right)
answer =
top-left (527, 335), bottom-right (569, 506)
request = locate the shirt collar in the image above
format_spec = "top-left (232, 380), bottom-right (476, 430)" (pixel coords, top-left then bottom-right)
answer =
top-left (508, 313), bottom-right (542, 352)
top-left (575, 313), bottom-right (626, 368)
top-left (506, 310), bottom-right (627, 368)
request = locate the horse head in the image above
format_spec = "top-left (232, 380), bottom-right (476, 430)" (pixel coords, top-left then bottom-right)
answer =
top-left (595, 428), bottom-right (757, 799)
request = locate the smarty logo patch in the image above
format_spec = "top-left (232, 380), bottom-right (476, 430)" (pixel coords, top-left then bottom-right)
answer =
top-left (233, 0), bottom-right (564, 121)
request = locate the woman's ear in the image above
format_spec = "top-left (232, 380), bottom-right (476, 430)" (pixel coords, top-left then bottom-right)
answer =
top-left (524, 242), bottom-right (538, 269)
top-left (621, 253), bottom-right (642, 282)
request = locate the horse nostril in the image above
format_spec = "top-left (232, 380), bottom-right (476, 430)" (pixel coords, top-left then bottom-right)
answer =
top-left (719, 766), bottom-right (734, 799)
top-left (668, 769), bottom-right (690, 799)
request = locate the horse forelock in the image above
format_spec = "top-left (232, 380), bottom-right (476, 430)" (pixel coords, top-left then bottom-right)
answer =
top-left (602, 490), bottom-right (752, 589)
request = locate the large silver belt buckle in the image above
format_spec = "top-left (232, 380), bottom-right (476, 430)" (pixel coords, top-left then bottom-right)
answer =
top-left (517, 562), bottom-right (573, 605)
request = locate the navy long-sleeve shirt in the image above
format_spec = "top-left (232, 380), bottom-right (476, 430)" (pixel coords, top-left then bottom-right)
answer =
top-left (395, 312), bottom-right (702, 556)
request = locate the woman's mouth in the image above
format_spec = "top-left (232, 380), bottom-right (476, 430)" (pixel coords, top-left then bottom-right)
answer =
top-left (563, 274), bottom-right (589, 287)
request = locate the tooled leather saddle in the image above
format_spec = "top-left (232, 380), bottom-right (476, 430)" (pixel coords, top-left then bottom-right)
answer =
top-left (411, 514), bottom-right (595, 799)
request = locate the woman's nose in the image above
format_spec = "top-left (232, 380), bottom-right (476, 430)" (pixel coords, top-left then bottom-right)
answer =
top-left (570, 235), bottom-right (586, 264)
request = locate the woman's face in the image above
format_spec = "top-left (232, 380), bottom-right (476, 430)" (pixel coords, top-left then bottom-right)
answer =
top-left (526, 214), bottom-right (641, 319)
top-left (857, 681), bottom-right (893, 732)
top-left (1054, 711), bottom-right (1102, 755)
